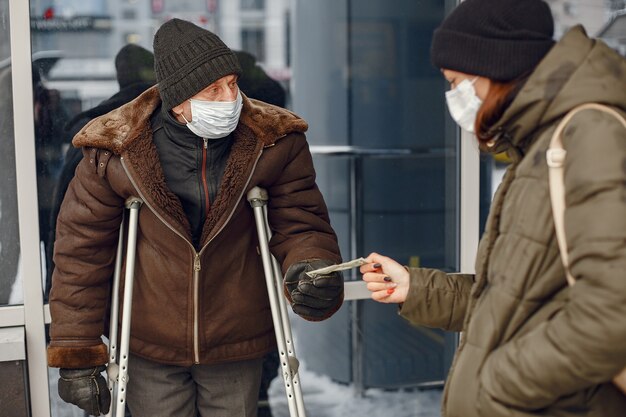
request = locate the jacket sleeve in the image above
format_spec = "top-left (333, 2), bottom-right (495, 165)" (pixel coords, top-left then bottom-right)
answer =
top-left (399, 268), bottom-right (474, 332)
top-left (267, 133), bottom-right (342, 270)
top-left (480, 109), bottom-right (626, 409)
top-left (47, 148), bottom-right (125, 369)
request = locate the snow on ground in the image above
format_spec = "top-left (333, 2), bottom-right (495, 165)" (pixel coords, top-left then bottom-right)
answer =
top-left (268, 362), bottom-right (442, 417)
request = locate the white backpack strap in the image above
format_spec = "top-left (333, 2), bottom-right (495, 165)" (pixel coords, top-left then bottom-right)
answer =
top-left (546, 103), bottom-right (626, 286)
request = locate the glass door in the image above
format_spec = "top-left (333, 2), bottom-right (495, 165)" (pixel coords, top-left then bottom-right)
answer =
top-left (290, 0), bottom-right (462, 400)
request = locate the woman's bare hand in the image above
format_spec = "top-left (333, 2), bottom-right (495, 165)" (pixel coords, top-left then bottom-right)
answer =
top-left (360, 252), bottom-right (410, 303)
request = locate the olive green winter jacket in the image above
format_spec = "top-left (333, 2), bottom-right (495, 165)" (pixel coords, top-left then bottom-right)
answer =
top-left (400, 26), bottom-right (626, 417)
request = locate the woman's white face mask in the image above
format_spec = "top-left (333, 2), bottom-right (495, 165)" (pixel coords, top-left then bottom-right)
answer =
top-left (445, 77), bottom-right (482, 133)
top-left (181, 90), bottom-right (243, 139)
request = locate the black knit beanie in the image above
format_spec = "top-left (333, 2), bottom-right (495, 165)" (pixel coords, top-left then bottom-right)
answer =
top-left (431, 0), bottom-right (555, 81)
top-left (153, 18), bottom-right (242, 109)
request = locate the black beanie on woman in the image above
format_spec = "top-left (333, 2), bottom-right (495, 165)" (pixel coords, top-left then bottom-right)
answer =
top-left (153, 18), bottom-right (242, 109)
top-left (431, 0), bottom-right (555, 81)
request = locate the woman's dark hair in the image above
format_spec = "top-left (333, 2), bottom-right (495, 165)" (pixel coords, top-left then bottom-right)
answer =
top-left (475, 73), bottom-right (530, 144)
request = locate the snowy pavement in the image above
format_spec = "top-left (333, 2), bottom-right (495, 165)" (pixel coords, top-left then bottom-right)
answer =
top-left (267, 363), bottom-right (443, 417)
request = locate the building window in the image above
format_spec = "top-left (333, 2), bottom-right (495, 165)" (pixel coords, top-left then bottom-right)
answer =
top-left (241, 0), bottom-right (265, 11)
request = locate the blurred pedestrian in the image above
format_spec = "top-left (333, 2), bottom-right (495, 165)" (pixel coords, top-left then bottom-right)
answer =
top-left (44, 43), bottom-right (156, 301)
top-left (0, 64), bottom-right (71, 304)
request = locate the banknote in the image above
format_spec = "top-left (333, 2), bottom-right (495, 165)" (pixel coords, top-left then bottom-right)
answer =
top-left (305, 257), bottom-right (368, 277)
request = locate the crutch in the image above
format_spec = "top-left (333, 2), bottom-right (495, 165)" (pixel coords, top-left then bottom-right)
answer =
top-left (247, 187), bottom-right (307, 417)
top-left (106, 197), bottom-right (143, 417)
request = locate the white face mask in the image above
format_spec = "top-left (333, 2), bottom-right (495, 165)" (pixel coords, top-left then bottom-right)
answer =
top-left (181, 90), bottom-right (243, 139)
top-left (445, 77), bottom-right (482, 133)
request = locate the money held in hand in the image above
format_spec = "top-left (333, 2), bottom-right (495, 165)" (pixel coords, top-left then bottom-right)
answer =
top-left (305, 257), bottom-right (367, 277)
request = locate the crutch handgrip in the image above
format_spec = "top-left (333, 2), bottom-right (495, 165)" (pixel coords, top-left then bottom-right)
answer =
top-left (125, 196), bottom-right (143, 210)
top-left (247, 186), bottom-right (269, 206)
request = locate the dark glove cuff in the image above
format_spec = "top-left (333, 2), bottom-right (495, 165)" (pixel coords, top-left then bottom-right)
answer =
top-left (59, 365), bottom-right (107, 380)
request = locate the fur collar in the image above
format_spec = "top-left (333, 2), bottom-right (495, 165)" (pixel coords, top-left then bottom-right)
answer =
top-left (71, 85), bottom-right (308, 247)
top-left (73, 85), bottom-right (308, 152)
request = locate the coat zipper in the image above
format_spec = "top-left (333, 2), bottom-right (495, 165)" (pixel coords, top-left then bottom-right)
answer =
top-left (121, 148), bottom-right (264, 364)
top-left (193, 253), bottom-right (201, 362)
top-left (190, 149), bottom-right (264, 363)
top-left (202, 138), bottom-right (210, 217)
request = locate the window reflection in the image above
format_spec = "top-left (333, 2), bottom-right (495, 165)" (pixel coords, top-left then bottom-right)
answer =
top-left (0, 0), bottom-right (22, 306)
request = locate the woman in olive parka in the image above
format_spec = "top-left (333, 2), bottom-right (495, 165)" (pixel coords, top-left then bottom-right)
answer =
top-left (361, 1), bottom-right (626, 416)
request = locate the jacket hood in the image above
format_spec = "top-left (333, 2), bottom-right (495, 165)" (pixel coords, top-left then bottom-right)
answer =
top-left (73, 85), bottom-right (308, 153)
top-left (488, 25), bottom-right (626, 153)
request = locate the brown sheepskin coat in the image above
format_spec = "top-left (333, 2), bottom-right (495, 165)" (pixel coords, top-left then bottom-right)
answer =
top-left (47, 87), bottom-right (342, 368)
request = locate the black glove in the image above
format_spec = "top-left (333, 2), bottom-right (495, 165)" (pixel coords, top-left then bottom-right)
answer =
top-left (58, 366), bottom-right (111, 416)
top-left (284, 259), bottom-right (344, 321)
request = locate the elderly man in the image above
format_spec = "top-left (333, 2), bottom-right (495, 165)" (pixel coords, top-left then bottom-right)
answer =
top-left (47, 18), bottom-right (343, 417)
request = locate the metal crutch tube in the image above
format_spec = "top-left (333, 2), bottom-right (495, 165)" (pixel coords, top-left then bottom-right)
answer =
top-left (106, 197), bottom-right (143, 417)
top-left (247, 187), bottom-right (306, 417)
top-left (262, 203), bottom-right (306, 414)
top-left (105, 213), bottom-right (125, 417)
